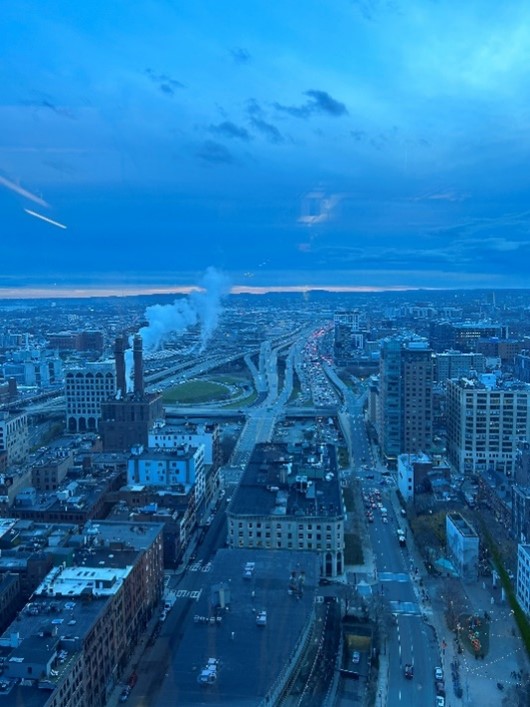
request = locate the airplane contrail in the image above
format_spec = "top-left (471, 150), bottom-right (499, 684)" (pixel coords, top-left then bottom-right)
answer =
top-left (24, 208), bottom-right (67, 230)
top-left (0, 176), bottom-right (50, 207)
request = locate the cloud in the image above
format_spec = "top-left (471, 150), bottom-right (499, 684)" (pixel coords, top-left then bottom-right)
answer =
top-left (250, 117), bottom-right (284, 143)
top-left (196, 140), bottom-right (234, 164)
top-left (0, 175), bottom-right (50, 207)
top-left (413, 190), bottom-right (469, 203)
top-left (145, 68), bottom-right (184, 95)
top-left (274, 89), bottom-right (348, 119)
top-left (230, 47), bottom-right (251, 64)
top-left (209, 121), bottom-right (251, 141)
top-left (21, 98), bottom-right (76, 120)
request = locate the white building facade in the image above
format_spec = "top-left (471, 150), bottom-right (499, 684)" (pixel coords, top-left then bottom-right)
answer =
top-left (0, 411), bottom-right (29, 465)
top-left (446, 376), bottom-right (530, 476)
top-left (65, 361), bottom-right (116, 433)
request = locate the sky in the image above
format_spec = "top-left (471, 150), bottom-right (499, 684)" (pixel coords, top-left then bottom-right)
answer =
top-left (3, 0), bottom-right (530, 291)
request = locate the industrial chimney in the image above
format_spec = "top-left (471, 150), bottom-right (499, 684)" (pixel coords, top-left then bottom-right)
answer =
top-left (133, 334), bottom-right (144, 396)
top-left (114, 336), bottom-right (127, 396)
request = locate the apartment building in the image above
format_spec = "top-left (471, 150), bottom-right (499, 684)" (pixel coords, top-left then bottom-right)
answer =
top-left (446, 375), bottom-right (530, 475)
top-left (0, 520), bottom-right (163, 707)
top-left (378, 339), bottom-right (434, 466)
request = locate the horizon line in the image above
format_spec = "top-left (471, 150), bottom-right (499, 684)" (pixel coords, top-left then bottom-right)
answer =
top-left (0, 283), bottom-right (444, 300)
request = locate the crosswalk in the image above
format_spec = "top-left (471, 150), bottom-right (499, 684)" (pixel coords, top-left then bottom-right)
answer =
top-left (189, 562), bottom-right (212, 573)
top-left (389, 600), bottom-right (422, 616)
top-left (175, 588), bottom-right (203, 601)
top-left (379, 572), bottom-right (410, 583)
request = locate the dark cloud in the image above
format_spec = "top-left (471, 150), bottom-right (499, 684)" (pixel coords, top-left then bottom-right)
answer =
top-left (196, 140), bottom-right (234, 164)
top-left (246, 98), bottom-right (263, 117)
top-left (145, 68), bottom-right (184, 95)
top-left (350, 130), bottom-right (366, 141)
top-left (304, 90), bottom-right (348, 116)
top-left (250, 117), bottom-right (284, 143)
top-left (230, 47), bottom-right (251, 64)
top-left (21, 96), bottom-right (76, 120)
top-left (274, 89), bottom-right (348, 119)
top-left (209, 121), bottom-right (251, 141)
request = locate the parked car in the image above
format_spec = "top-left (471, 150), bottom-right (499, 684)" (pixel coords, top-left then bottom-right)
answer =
top-left (436, 697), bottom-right (445, 707)
top-left (352, 651), bottom-right (360, 664)
top-left (435, 666), bottom-right (443, 681)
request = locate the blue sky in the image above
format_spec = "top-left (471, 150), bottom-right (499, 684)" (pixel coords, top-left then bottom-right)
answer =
top-left (3, 0), bottom-right (530, 290)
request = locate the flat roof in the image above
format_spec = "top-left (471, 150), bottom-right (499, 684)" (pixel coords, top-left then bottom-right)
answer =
top-left (155, 548), bottom-right (319, 707)
top-left (447, 512), bottom-right (478, 538)
top-left (230, 443), bottom-right (342, 519)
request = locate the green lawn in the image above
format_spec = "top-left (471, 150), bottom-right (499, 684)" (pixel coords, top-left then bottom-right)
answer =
top-left (162, 380), bottom-right (231, 404)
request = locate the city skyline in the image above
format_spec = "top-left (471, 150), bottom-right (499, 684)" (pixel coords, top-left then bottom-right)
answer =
top-left (4, 2), bottom-right (530, 289)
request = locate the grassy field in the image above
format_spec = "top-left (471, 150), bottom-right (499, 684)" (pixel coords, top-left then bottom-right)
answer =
top-left (162, 380), bottom-right (230, 404)
top-left (221, 391), bottom-right (258, 409)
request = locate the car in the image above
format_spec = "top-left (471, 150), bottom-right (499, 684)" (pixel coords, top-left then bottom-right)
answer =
top-left (436, 697), bottom-right (445, 707)
top-left (319, 577), bottom-right (331, 586)
top-left (435, 666), bottom-right (443, 681)
top-left (119, 687), bottom-right (130, 703)
top-left (404, 664), bottom-right (414, 679)
top-left (352, 650), bottom-right (360, 664)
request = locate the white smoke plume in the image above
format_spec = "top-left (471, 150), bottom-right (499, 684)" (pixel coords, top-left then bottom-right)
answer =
top-left (140, 267), bottom-right (230, 352)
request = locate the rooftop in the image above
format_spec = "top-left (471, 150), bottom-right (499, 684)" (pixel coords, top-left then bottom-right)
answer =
top-left (447, 512), bottom-right (478, 538)
top-left (154, 548), bottom-right (319, 707)
top-left (229, 443), bottom-right (342, 519)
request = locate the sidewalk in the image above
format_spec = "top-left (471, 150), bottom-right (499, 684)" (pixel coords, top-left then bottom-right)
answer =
top-left (388, 482), bottom-right (529, 706)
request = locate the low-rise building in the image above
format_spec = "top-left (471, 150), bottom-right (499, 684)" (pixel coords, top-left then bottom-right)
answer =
top-left (446, 512), bottom-right (479, 583)
top-left (0, 520), bottom-right (164, 707)
top-left (0, 411), bottom-right (29, 466)
top-left (227, 443), bottom-right (344, 578)
top-left (397, 453), bottom-right (432, 501)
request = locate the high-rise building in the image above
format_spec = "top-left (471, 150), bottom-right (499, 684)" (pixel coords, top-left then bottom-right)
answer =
top-left (446, 375), bottom-right (530, 475)
top-left (378, 339), bottom-right (434, 466)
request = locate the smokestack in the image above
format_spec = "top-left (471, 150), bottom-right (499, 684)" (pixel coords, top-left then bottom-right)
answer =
top-left (133, 334), bottom-right (144, 395)
top-left (114, 337), bottom-right (127, 396)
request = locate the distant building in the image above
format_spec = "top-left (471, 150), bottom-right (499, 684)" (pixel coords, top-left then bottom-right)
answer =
top-left (446, 512), bottom-right (479, 583)
top-left (429, 322), bottom-right (508, 353)
top-left (2, 349), bottom-right (63, 388)
top-left (333, 310), bottom-right (364, 364)
top-left (434, 351), bottom-right (485, 384)
top-left (0, 411), bottom-right (29, 466)
top-left (515, 351), bottom-right (530, 384)
top-left (227, 443), bottom-right (344, 578)
top-left (446, 375), bottom-right (530, 475)
top-left (47, 330), bottom-right (104, 354)
top-left (65, 360), bottom-right (116, 433)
